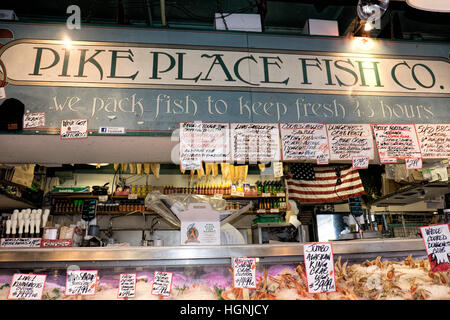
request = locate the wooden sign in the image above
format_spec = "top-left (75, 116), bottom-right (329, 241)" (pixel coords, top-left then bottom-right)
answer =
top-left (303, 242), bottom-right (336, 294)
top-left (327, 124), bottom-right (374, 160)
top-left (23, 112), bottom-right (45, 129)
top-left (60, 118), bottom-right (88, 139)
top-left (372, 124), bottom-right (422, 161)
top-left (231, 123), bottom-right (280, 163)
top-left (232, 257), bottom-right (257, 289)
top-left (420, 224), bottom-right (450, 272)
top-left (151, 271), bottom-right (173, 297)
top-left (179, 122), bottom-right (230, 170)
top-left (352, 156), bottom-right (369, 169)
top-left (280, 123), bottom-right (329, 162)
top-left (118, 273), bottom-right (136, 299)
top-left (415, 124), bottom-right (450, 159)
top-left (7, 274), bottom-right (46, 300)
top-left (65, 270), bottom-right (98, 296)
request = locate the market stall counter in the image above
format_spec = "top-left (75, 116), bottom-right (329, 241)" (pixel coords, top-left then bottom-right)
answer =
top-left (0, 239), bottom-right (448, 300)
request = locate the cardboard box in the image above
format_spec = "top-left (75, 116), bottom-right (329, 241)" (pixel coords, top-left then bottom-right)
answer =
top-left (178, 203), bottom-right (221, 246)
top-left (303, 19), bottom-right (339, 36)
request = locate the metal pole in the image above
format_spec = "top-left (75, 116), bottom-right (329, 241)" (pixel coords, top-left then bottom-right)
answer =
top-left (160, 0), bottom-right (167, 27)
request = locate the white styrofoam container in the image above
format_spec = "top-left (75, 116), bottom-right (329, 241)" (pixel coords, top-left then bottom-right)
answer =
top-left (303, 19), bottom-right (339, 36)
top-left (179, 203), bottom-right (221, 245)
top-left (214, 13), bottom-right (262, 32)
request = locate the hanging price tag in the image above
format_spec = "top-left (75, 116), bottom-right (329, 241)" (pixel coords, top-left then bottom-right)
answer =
top-left (405, 158), bottom-right (422, 170)
top-left (352, 156), bottom-right (369, 169)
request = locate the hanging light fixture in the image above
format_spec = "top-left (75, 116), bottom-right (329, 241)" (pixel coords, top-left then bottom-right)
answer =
top-left (357, 0), bottom-right (389, 23)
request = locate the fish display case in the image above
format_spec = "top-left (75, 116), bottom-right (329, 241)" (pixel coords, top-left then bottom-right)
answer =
top-left (0, 239), bottom-right (448, 300)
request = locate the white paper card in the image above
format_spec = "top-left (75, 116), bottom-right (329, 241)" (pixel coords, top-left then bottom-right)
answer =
top-left (405, 158), bottom-right (422, 170)
top-left (23, 112), bottom-right (45, 129)
top-left (8, 274), bottom-right (46, 300)
top-left (352, 156), bottom-right (369, 169)
top-left (420, 224), bottom-right (450, 272)
top-left (118, 273), bottom-right (136, 298)
top-left (233, 257), bottom-right (257, 289)
top-left (152, 271), bottom-right (173, 297)
top-left (65, 270), bottom-right (97, 296)
top-left (60, 119), bottom-right (88, 139)
top-left (303, 242), bottom-right (336, 294)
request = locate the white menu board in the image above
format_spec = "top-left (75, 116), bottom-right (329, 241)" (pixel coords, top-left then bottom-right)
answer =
top-left (60, 118), bottom-right (88, 139)
top-left (231, 123), bottom-right (280, 163)
top-left (280, 123), bottom-right (329, 162)
top-left (7, 274), bottom-right (46, 300)
top-left (179, 122), bottom-right (230, 170)
top-left (65, 270), bottom-right (97, 296)
top-left (372, 124), bottom-right (422, 161)
top-left (303, 242), bottom-right (336, 294)
top-left (232, 257), bottom-right (257, 289)
top-left (118, 273), bottom-right (136, 299)
top-left (415, 124), bottom-right (450, 159)
top-left (327, 124), bottom-right (374, 160)
top-left (420, 224), bottom-right (450, 272)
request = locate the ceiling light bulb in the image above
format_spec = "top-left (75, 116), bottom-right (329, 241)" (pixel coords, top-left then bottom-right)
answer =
top-left (364, 22), bottom-right (373, 32)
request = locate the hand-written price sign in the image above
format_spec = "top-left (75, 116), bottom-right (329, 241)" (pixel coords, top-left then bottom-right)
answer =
top-left (7, 274), bottom-right (46, 300)
top-left (65, 270), bottom-right (97, 296)
top-left (232, 257), bottom-right (257, 289)
top-left (23, 112), bottom-right (45, 129)
top-left (60, 118), bottom-right (88, 139)
top-left (303, 242), bottom-right (336, 294)
top-left (280, 123), bottom-right (329, 163)
top-left (179, 122), bottom-right (230, 170)
top-left (372, 124), bottom-right (422, 161)
top-left (415, 124), bottom-right (450, 159)
top-left (352, 156), bottom-right (369, 169)
top-left (420, 224), bottom-right (450, 272)
top-left (327, 124), bottom-right (374, 160)
top-left (118, 273), bottom-right (136, 299)
top-left (231, 123), bottom-right (280, 163)
top-left (405, 158), bottom-right (422, 170)
top-left (151, 271), bottom-right (173, 297)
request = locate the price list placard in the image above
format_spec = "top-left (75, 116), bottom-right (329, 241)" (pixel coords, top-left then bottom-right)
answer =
top-left (327, 124), bottom-right (374, 160)
top-left (372, 124), bottom-right (422, 161)
top-left (232, 257), bottom-right (257, 289)
top-left (180, 122), bottom-right (230, 170)
top-left (7, 274), bottom-right (46, 300)
top-left (280, 123), bottom-right (329, 162)
top-left (415, 124), bottom-right (450, 159)
top-left (231, 123), bottom-right (280, 163)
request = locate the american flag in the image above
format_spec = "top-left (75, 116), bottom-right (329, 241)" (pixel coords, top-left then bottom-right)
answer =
top-left (287, 164), bottom-right (365, 203)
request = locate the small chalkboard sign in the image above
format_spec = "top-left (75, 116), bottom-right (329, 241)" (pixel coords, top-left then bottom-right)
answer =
top-left (420, 224), bottom-right (450, 272)
top-left (232, 257), bottom-right (257, 289)
top-left (151, 271), bottom-right (173, 297)
top-left (7, 274), bottom-right (46, 300)
top-left (303, 242), bottom-right (336, 294)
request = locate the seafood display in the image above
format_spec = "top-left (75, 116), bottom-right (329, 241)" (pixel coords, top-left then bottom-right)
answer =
top-left (0, 254), bottom-right (448, 300)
